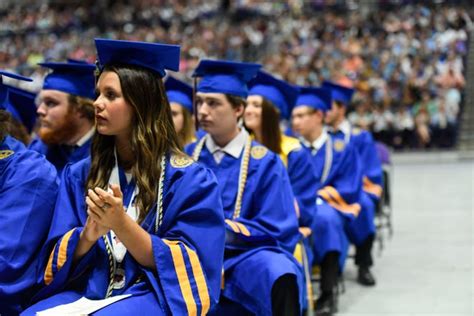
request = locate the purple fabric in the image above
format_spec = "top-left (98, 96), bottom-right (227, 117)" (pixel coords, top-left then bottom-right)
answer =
top-left (376, 142), bottom-right (391, 165)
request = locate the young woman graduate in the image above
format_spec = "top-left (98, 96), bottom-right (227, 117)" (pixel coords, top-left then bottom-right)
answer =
top-left (22, 39), bottom-right (225, 316)
top-left (244, 71), bottom-right (319, 311)
top-left (165, 76), bottom-right (196, 147)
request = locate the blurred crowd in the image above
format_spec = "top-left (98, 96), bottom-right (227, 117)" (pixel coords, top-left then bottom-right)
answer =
top-left (0, 0), bottom-right (472, 149)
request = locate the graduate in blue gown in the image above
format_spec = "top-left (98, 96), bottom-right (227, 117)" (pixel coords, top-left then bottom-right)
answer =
top-left (0, 71), bottom-right (59, 315)
top-left (186, 60), bottom-right (303, 316)
top-left (244, 71), bottom-right (317, 311)
top-left (245, 71), bottom-right (317, 231)
top-left (29, 60), bottom-right (97, 174)
top-left (323, 81), bottom-right (382, 286)
top-left (165, 76), bottom-right (196, 147)
top-left (4, 84), bottom-right (37, 133)
top-left (291, 86), bottom-right (363, 316)
top-left (22, 39), bottom-right (225, 316)
top-left (0, 75), bottom-right (36, 149)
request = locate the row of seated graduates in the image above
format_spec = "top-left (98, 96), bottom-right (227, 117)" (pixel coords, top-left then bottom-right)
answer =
top-left (1, 40), bottom-right (385, 316)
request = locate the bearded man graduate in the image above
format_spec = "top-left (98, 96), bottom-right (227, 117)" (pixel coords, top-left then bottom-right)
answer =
top-left (29, 61), bottom-right (96, 173)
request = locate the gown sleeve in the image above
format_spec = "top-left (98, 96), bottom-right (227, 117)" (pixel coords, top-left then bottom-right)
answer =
top-left (356, 131), bottom-right (383, 200)
top-left (318, 142), bottom-right (363, 219)
top-left (148, 162), bottom-right (225, 316)
top-left (287, 148), bottom-right (318, 229)
top-left (37, 161), bottom-right (98, 298)
top-left (224, 153), bottom-right (300, 254)
top-left (0, 149), bottom-right (58, 311)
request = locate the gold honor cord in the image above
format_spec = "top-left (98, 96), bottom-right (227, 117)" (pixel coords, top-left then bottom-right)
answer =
top-left (191, 137), bottom-right (206, 162)
top-left (104, 155), bottom-right (167, 298)
top-left (232, 138), bottom-right (251, 219)
top-left (321, 136), bottom-right (333, 184)
top-left (155, 155), bottom-right (167, 233)
top-left (103, 235), bottom-right (116, 298)
top-left (192, 135), bottom-right (252, 219)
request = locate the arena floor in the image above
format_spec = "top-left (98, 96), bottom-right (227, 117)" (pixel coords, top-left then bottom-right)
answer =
top-left (338, 153), bottom-right (473, 315)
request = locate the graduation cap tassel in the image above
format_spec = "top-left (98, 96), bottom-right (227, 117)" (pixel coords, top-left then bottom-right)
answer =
top-left (193, 77), bottom-right (198, 131)
top-left (94, 59), bottom-right (101, 84)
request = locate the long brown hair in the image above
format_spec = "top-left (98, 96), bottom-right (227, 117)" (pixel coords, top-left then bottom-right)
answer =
top-left (177, 106), bottom-right (195, 147)
top-left (86, 64), bottom-right (183, 223)
top-left (0, 109), bottom-right (30, 145)
top-left (225, 94), bottom-right (246, 110)
top-left (245, 97), bottom-right (282, 154)
top-left (68, 94), bottom-right (95, 122)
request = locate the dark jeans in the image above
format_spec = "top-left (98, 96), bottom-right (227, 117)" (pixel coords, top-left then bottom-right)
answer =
top-left (355, 234), bottom-right (375, 267)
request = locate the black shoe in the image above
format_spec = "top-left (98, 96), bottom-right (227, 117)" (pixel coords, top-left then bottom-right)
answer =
top-left (315, 293), bottom-right (336, 316)
top-left (358, 267), bottom-right (376, 286)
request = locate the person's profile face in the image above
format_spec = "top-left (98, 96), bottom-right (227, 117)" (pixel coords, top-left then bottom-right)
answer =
top-left (291, 106), bottom-right (318, 139)
top-left (94, 71), bottom-right (134, 138)
top-left (36, 90), bottom-right (70, 128)
top-left (244, 95), bottom-right (263, 133)
top-left (36, 89), bottom-right (78, 144)
top-left (196, 92), bottom-right (242, 138)
top-left (170, 102), bottom-right (185, 133)
top-left (324, 102), bottom-right (341, 126)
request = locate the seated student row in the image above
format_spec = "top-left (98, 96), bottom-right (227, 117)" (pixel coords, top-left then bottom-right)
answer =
top-left (1, 37), bottom-right (383, 316)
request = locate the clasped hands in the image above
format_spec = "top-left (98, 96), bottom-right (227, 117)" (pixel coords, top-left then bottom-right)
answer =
top-left (83, 184), bottom-right (125, 242)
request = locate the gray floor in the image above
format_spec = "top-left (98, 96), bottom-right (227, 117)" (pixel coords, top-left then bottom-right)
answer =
top-left (337, 155), bottom-right (474, 316)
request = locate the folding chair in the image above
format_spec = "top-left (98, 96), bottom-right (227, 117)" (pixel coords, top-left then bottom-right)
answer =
top-left (374, 142), bottom-right (394, 254)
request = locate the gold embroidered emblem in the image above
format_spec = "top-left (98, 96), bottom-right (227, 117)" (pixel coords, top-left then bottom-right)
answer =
top-left (0, 150), bottom-right (14, 160)
top-left (333, 140), bottom-right (345, 152)
top-left (170, 155), bottom-right (193, 168)
top-left (251, 146), bottom-right (268, 160)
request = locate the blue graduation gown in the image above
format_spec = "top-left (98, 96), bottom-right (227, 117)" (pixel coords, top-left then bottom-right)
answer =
top-left (332, 127), bottom-right (383, 200)
top-left (28, 137), bottom-right (92, 174)
top-left (22, 155), bottom-right (225, 316)
top-left (331, 127), bottom-right (382, 244)
top-left (279, 135), bottom-right (318, 311)
top-left (186, 140), bottom-right (303, 316)
top-left (279, 135), bottom-right (318, 230)
top-left (302, 136), bottom-right (362, 268)
top-left (0, 136), bottom-right (58, 315)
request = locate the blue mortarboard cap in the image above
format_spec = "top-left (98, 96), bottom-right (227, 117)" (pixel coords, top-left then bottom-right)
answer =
top-left (248, 71), bottom-right (298, 119)
top-left (322, 81), bottom-right (354, 106)
top-left (4, 84), bottom-right (37, 132)
top-left (39, 62), bottom-right (96, 100)
top-left (192, 59), bottom-right (261, 98)
top-left (95, 38), bottom-right (180, 78)
top-left (294, 87), bottom-right (332, 112)
top-left (0, 70), bottom-right (32, 110)
top-left (165, 76), bottom-right (193, 113)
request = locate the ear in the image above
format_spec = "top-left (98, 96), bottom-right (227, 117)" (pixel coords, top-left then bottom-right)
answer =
top-left (234, 103), bottom-right (245, 119)
top-left (340, 105), bottom-right (347, 116)
top-left (70, 104), bottom-right (86, 119)
top-left (315, 110), bottom-right (324, 124)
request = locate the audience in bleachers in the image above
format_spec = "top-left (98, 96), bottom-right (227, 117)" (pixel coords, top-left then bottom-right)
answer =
top-left (1, 1), bottom-right (473, 315)
top-left (0, 1), bottom-right (471, 150)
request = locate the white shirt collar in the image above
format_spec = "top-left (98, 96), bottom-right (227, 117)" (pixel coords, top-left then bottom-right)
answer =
top-left (337, 119), bottom-right (352, 136)
top-left (76, 128), bottom-right (95, 147)
top-left (205, 128), bottom-right (249, 159)
top-left (299, 128), bottom-right (328, 154)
